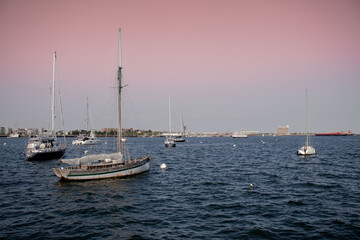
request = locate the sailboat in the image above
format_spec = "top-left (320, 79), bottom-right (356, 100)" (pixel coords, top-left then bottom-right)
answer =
top-left (25, 52), bottom-right (67, 160)
top-left (297, 89), bottom-right (316, 156)
top-left (72, 97), bottom-right (100, 145)
top-left (164, 96), bottom-right (176, 147)
top-left (173, 115), bottom-right (185, 142)
top-left (53, 28), bottom-right (151, 181)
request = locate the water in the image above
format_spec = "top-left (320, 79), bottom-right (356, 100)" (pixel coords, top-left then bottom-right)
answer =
top-left (0, 136), bottom-right (359, 239)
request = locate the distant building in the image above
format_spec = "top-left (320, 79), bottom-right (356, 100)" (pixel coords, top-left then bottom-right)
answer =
top-left (101, 128), bottom-right (118, 133)
top-left (0, 127), bottom-right (11, 135)
top-left (277, 125), bottom-right (290, 136)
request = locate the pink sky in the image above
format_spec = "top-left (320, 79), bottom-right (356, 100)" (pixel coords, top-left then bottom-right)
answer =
top-left (1, 0), bottom-right (359, 132)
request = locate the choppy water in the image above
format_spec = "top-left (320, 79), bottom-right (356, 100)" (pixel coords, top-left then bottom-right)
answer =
top-left (0, 136), bottom-right (359, 239)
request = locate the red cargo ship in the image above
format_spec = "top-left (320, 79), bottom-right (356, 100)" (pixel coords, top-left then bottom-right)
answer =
top-left (315, 130), bottom-right (354, 136)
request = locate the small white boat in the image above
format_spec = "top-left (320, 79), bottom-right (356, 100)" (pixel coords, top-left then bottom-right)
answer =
top-left (164, 138), bottom-right (176, 148)
top-left (53, 28), bottom-right (150, 180)
top-left (297, 89), bottom-right (316, 156)
top-left (72, 131), bottom-right (100, 145)
top-left (232, 131), bottom-right (248, 138)
top-left (174, 115), bottom-right (186, 142)
top-left (297, 145), bottom-right (316, 155)
top-left (72, 98), bottom-right (100, 145)
top-left (8, 133), bottom-right (20, 138)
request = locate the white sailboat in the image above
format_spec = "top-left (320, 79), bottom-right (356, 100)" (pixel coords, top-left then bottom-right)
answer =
top-left (72, 97), bottom-right (100, 145)
top-left (173, 115), bottom-right (185, 142)
top-left (25, 52), bottom-right (67, 160)
top-left (8, 133), bottom-right (20, 138)
top-left (53, 28), bottom-right (150, 180)
top-left (164, 96), bottom-right (176, 147)
top-left (297, 89), bottom-right (316, 156)
top-left (232, 131), bottom-right (248, 138)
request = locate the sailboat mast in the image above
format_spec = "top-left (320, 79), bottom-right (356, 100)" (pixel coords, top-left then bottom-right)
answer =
top-left (52, 52), bottom-right (56, 135)
top-left (169, 96), bottom-right (172, 136)
top-left (118, 29), bottom-right (122, 152)
top-left (306, 89), bottom-right (309, 146)
top-left (181, 115), bottom-right (185, 136)
top-left (86, 97), bottom-right (89, 131)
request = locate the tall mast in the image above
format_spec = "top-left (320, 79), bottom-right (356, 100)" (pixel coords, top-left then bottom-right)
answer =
top-left (52, 52), bottom-right (56, 135)
top-left (306, 89), bottom-right (309, 146)
top-left (181, 115), bottom-right (184, 135)
top-left (118, 28), bottom-right (122, 152)
top-left (181, 115), bottom-right (185, 136)
top-left (169, 96), bottom-right (172, 136)
top-left (86, 97), bottom-right (89, 131)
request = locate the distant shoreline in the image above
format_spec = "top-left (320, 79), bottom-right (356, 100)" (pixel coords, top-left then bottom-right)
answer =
top-left (1, 133), bottom-right (358, 138)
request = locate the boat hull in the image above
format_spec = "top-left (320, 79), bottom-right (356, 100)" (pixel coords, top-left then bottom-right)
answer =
top-left (315, 133), bottom-right (353, 136)
top-left (232, 135), bottom-right (247, 138)
top-left (174, 139), bottom-right (185, 142)
top-left (297, 146), bottom-right (316, 156)
top-left (72, 139), bottom-right (101, 145)
top-left (165, 142), bottom-right (176, 147)
top-left (26, 147), bottom-right (66, 161)
top-left (164, 139), bottom-right (176, 147)
top-left (53, 156), bottom-right (150, 181)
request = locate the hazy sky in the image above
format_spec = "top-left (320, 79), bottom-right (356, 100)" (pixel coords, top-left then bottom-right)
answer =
top-left (1, 0), bottom-right (359, 133)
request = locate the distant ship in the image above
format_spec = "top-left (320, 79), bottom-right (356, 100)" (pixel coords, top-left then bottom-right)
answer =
top-left (232, 131), bottom-right (248, 138)
top-left (315, 130), bottom-right (354, 136)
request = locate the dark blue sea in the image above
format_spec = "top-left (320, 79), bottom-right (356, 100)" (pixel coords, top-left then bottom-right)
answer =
top-left (0, 136), bottom-right (359, 239)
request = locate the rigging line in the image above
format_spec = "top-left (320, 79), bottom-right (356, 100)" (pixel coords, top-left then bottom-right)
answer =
top-left (123, 86), bottom-right (142, 130)
top-left (103, 88), bottom-right (118, 154)
top-left (121, 91), bottom-right (131, 161)
top-left (55, 53), bottom-right (67, 145)
top-left (109, 84), bottom-right (118, 153)
top-left (86, 99), bottom-right (96, 131)
top-left (47, 87), bottom-right (52, 134)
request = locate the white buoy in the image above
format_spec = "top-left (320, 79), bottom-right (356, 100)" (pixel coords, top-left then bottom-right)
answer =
top-left (250, 183), bottom-right (253, 188)
top-left (3, 143), bottom-right (6, 145)
top-left (105, 142), bottom-right (107, 145)
top-left (84, 150), bottom-right (88, 154)
top-left (200, 141), bottom-right (202, 144)
top-left (160, 163), bottom-right (167, 169)
top-left (233, 144), bottom-right (236, 147)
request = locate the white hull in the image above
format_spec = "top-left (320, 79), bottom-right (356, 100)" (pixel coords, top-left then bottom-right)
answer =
top-left (72, 139), bottom-right (101, 145)
top-left (164, 139), bottom-right (176, 147)
top-left (8, 133), bottom-right (20, 138)
top-left (53, 156), bottom-right (150, 181)
top-left (297, 146), bottom-right (316, 156)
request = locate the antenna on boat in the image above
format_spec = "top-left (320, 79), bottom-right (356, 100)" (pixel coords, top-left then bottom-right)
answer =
top-left (118, 28), bottom-right (122, 153)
